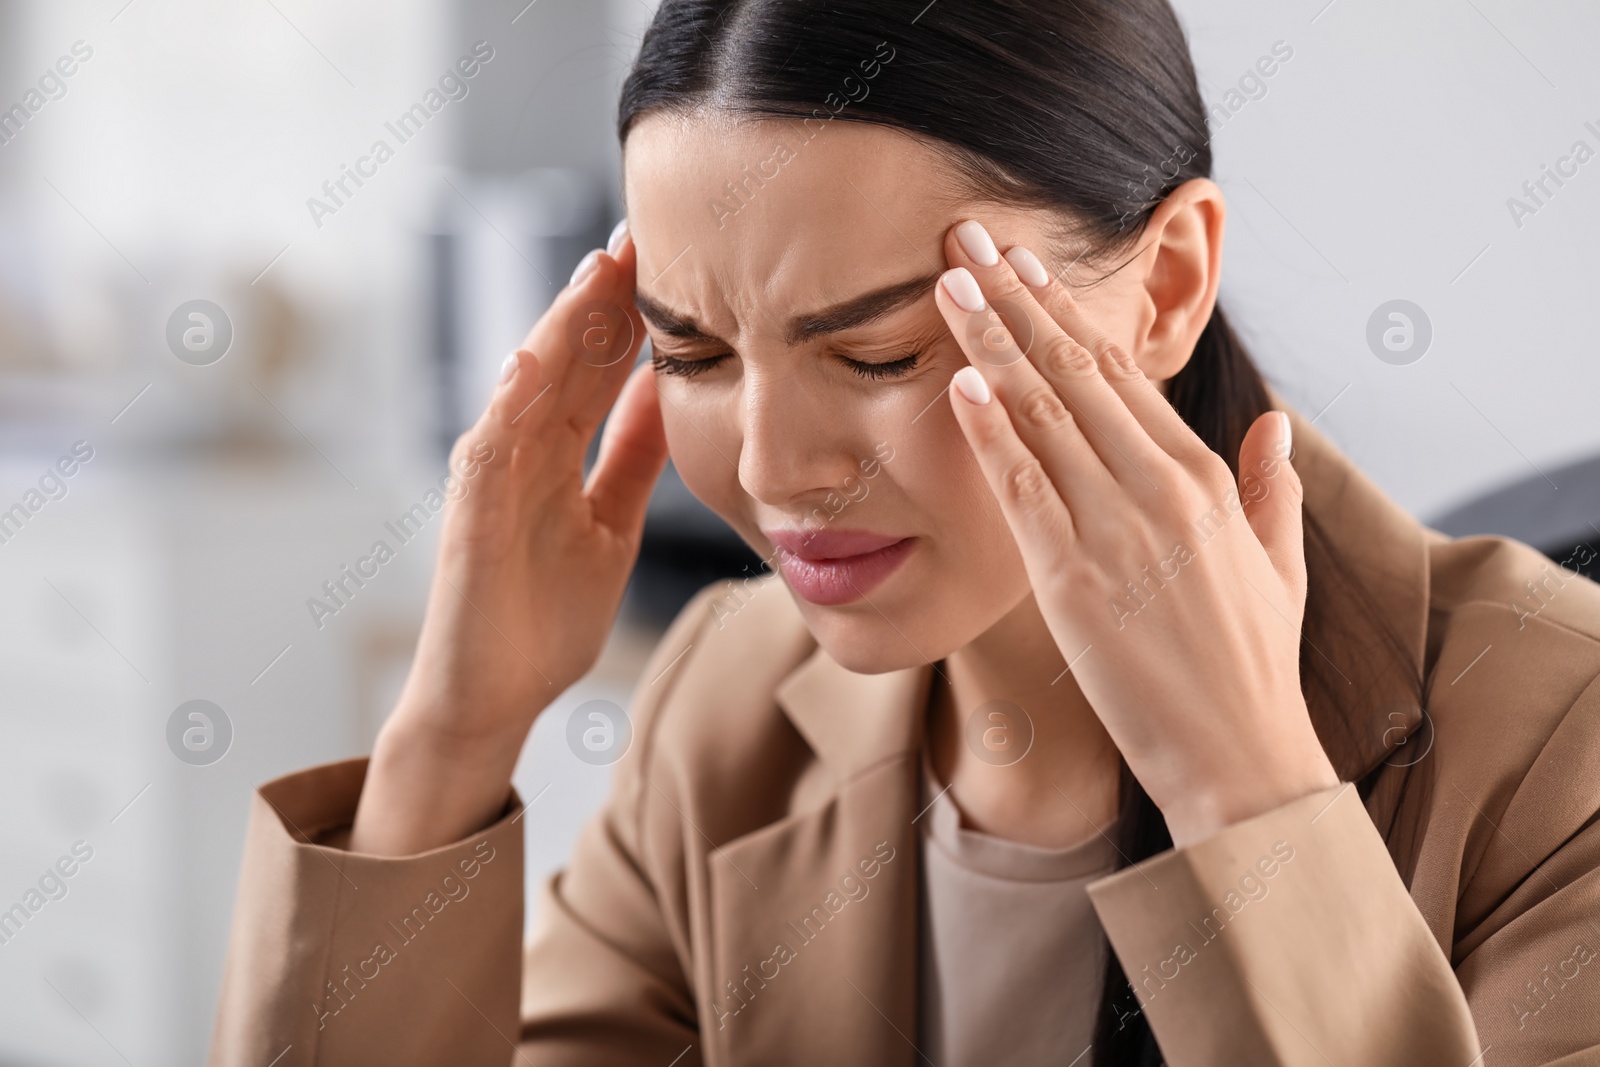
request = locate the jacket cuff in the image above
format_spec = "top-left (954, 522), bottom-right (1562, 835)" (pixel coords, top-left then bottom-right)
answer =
top-left (253, 756), bottom-right (520, 851)
top-left (1085, 782), bottom-right (1479, 1066)
top-left (208, 757), bottom-right (526, 1067)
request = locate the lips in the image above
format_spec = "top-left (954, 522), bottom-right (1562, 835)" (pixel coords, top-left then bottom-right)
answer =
top-left (762, 527), bottom-right (917, 606)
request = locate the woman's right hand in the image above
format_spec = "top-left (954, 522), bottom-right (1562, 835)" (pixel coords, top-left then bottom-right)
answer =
top-left (351, 225), bottom-right (668, 855)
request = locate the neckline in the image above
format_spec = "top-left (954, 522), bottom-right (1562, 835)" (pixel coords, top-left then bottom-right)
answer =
top-left (918, 743), bottom-right (1121, 883)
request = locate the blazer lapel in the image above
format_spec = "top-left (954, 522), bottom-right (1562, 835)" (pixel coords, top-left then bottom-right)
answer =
top-left (705, 650), bottom-right (932, 1067)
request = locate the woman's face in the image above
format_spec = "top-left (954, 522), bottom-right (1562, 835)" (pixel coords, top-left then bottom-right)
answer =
top-left (622, 112), bottom-right (1153, 674)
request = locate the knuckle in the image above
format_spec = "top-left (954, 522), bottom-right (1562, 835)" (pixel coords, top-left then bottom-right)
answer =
top-left (987, 267), bottom-right (1032, 306)
top-left (1278, 465), bottom-right (1306, 505)
top-left (451, 428), bottom-right (498, 471)
top-left (1096, 341), bottom-right (1142, 380)
top-left (1145, 458), bottom-right (1194, 502)
top-left (1042, 334), bottom-right (1098, 379)
top-left (1040, 283), bottom-right (1083, 322)
top-left (1016, 386), bottom-right (1073, 433)
top-left (1182, 449), bottom-right (1232, 493)
top-left (1002, 458), bottom-right (1056, 511)
top-left (1169, 439), bottom-right (1215, 472)
top-left (1149, 472), bottom-right (1203, 526)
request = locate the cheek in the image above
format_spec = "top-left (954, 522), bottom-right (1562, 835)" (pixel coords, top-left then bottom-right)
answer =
top-left (661, 395), bottom-right (742, 517)
top-left (895, 407), bottom-right (1025, 576)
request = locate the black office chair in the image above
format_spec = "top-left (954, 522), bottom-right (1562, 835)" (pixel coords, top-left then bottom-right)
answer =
top-left (1428, 453), bottom-right (1600, 581)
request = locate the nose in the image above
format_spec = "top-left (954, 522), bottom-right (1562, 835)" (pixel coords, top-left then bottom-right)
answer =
top-left (735, 368), bottom-right (862, 510)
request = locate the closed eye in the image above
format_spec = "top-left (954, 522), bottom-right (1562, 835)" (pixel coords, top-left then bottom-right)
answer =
top-left (649, 349), bottom-right (925, 380)
top-left (650, 351), bottom-right (726, 378)
top-left (843, 351), bottom-right (922, 379)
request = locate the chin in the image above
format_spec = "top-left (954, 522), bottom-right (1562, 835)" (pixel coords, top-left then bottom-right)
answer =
top-left (790, 593), bottom-right (947, 675)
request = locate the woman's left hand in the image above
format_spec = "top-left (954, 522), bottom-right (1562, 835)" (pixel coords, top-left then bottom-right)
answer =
top-left (934, 219), bottom-right (1341, 849)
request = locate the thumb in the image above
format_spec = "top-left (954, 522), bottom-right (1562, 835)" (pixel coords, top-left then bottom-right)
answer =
top-left (585, 361), bottom-right (668, 537)
top-left (1239, 410), bottom-right (1306, 604)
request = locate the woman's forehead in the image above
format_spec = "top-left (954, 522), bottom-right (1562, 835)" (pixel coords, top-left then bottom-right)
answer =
top-left (621, 113), bottom-right (1018, 338)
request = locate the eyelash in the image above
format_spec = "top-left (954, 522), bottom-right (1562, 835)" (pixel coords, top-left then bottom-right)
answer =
top-left (650, 350), bottom-right (924, 380)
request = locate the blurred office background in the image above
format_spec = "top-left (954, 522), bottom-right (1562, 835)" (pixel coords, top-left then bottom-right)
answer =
top-left (0, 0), bottom-right (1597, 1063)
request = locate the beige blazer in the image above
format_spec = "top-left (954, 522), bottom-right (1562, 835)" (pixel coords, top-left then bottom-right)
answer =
top-left (208, 393), bottom-right (1600, 1067)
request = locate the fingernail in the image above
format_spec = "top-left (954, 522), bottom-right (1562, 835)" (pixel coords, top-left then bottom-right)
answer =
top-left (570, 249), bottom-right (602, 287)
top-left (955, 220), bottom-right (1000, 267)
top-left (606, 217), bottom-right (629, 256)
top-left (941, 267), bottom-right (987, 313)
top-left (500, 351), bottom-right (520, 384)
top-left (953, 366), bottom-right (992, 405)
top-left (1278, 411), bottom-right (1293, 453)
top-left (1005, 246), bottom-right (1050, 288)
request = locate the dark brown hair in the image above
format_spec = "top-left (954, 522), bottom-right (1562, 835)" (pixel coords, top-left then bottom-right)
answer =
top-left (617, 3), bottom-right (1421, 1062)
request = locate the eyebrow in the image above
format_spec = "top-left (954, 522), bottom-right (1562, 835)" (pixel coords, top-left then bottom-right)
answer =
top-left (633, 269), bottom-right (943, 348)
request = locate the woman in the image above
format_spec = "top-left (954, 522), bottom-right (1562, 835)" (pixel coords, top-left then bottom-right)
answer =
top-left (208, 1), bottom-right (1600, 1064)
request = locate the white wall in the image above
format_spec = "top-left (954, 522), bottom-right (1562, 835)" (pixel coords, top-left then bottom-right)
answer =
top-left (1172, 0), bottom-right (1600, 519)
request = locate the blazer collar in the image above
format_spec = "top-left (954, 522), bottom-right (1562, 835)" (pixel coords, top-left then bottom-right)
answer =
top-left (772, 390), bottom-right (1431, 786)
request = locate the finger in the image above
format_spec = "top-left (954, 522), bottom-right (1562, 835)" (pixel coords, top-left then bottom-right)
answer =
top-left (935, 266), bottom-right (1126, 529)
top-left (567, 221), bottom-right (651, 429)
top-left (538, 216), bottom-right (636, 352)
top-left (944, 221), bottom-right (1173, 488)
top-left (1238, 410), bottom-right (1305, 605)
top-left (946, 364), bottom-right (1078, 574)
top-left (470, 344), bottom-right (549, 460)
top-left (517, 244), bottom-right (639, 431)
top-left (1001, 242), bottom-right (1207, 467)
top-left (437, 349), bottom-right (530, 514)
top-left (585, 360), bottom-right (669, 536)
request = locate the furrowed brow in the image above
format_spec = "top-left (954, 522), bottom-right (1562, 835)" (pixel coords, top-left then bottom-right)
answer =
top-left (633, 290), bottom-right (723, 345)
top-left (785, 271), bottom-right (942, 345)
top-left (633, 270), bottom-right (943, 349)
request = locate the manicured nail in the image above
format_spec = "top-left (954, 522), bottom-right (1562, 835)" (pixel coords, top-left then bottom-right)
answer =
top-left (570, 249), bottom-right (602, 287)
top-left (941, 267), bottom-right (987, 313)
top-left (500, 351), bottom-right (520, 384)
top-left (606, 218), bottom-right (629, 256)
top-left (1278, 411), bottom-right (1293, 453)
top-left (1005, 246), bottom-right (1050, 288)
top-left (953, 366), bottom-right (992, 405)
top-left (955, 220), bottom-right (1000, 266)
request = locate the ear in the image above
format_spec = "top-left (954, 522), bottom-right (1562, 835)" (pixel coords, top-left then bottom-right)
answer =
top-left (1127, 178), bottom-right (1225, 383)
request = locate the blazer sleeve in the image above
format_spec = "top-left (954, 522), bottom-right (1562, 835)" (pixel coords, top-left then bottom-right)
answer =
top-left (208, 584), bottom-right (723, 1067)
top-left (511, 583), bottom-right (724, 1065)
top-left (206, 757), bottom-right (527, 1067)
top-left (1086, 777), bottom-right (1600, 1066)
top-left (1085, 782), bottom-right (1480, 1065)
